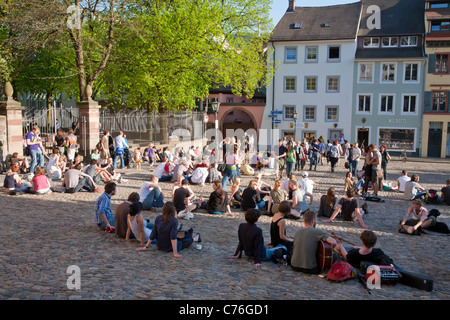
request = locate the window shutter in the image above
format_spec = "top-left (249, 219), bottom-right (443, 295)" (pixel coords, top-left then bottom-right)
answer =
top-left (428, 54), bottom-right (435, 74)
top-left (423, 91), bottom-right (432, 112)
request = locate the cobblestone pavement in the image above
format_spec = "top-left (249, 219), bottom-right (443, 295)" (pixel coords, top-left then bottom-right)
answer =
top-left (0, 158), bottom-right (449, 301)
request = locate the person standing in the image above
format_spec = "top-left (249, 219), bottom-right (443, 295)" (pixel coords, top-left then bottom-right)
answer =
top-left (350, 142), bottom-right (361, 176)
top-left (329, 140), bottom-right (340, 172)
top-left (26, 125), bottom-right (45, 175)
top-left (368, 144), bottom-right (382, 196)
top-left (309, 139), bottom-right (319, 171)
top-left (380, 145), bottom-right (391, 181)
top-left (113, 131), bottom-right (128, 169)
top-left (285, 143), bottom-right (296, 178)
top-left (221, 144), bottom-right (239, 190)
top-left (65, 129), bottom-right (78, 166)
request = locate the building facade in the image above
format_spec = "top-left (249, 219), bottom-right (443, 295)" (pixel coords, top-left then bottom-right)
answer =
top-left (421, 0), bottom-right (450, 158)
top-left (263, 1), bottom-right (362, 147)
top-left (351, 0), bottom-right (426, 155)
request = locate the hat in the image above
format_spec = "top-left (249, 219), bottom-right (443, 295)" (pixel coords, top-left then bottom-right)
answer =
top-left (301, 171), bottom-right (308, 177)
top-left (327, 261), bottom-right (355, 282)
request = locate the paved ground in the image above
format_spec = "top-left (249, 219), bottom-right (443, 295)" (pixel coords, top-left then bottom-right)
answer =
top-left (0, 157), bottom-right (449, 302)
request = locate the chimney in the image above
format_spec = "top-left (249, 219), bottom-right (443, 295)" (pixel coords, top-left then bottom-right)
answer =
top-left (287, 0), bottom-right (295, 12)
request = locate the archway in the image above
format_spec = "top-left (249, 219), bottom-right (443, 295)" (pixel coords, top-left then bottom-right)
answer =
top-left (220, 108), bottom-right (257, 135)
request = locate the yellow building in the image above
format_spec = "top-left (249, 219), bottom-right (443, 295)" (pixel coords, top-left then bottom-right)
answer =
top-left (422, 1), bottom-right (450, 158)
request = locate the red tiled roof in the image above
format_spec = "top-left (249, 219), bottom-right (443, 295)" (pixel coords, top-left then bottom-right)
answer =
top-left (426, 9), bottom-right (450, 20)
top-left (426, 31), bottom-right (450, 41)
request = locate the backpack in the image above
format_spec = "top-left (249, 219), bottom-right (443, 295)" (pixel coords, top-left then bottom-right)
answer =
top-left (327, 261), bottom-right (355, 282)
top-left (424, 189), bottom-right (442, 205)
top-left (330, 146), bottom-right (339, 158)
top-left (270, 246), bottom-right (288, 264)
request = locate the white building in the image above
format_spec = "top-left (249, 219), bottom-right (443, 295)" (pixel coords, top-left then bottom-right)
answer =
top-left (263, 0), bottom-right (362, 147)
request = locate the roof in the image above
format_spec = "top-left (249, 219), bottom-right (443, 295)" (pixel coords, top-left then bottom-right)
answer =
top-left (426, 31), bottom-right (450, 41)
top-left (355, 47), bottom-right (425, 60)
top-left (358, 0), bottom-right (425, 36)
top-left (270, 2), bottom-right (362, 42)
top-left (426, 8), bottom-right (450, 20)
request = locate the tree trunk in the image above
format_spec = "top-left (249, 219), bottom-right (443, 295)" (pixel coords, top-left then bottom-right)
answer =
top-left (158, 104), bottom-right (168, 145)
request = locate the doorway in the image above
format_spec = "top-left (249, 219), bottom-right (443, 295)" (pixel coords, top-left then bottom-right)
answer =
top-left (357, 128), bottom-right (369, 151)
top-left (428, 122), bottom-right (442, 158)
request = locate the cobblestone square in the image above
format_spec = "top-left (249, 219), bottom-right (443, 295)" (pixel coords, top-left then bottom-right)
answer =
top-left (0, 158), bottom-right (449, 301)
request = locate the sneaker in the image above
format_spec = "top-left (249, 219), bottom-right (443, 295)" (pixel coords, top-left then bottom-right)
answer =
top-left (120, 179), bottom-right (128, 183)
top-left (94, 188), bottom-right (101, 193)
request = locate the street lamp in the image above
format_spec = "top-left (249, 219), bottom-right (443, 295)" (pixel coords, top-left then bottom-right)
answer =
top-left (211, 98), bottom-right (220, 161)
top-left (293, 111), bottom-right (298, 140)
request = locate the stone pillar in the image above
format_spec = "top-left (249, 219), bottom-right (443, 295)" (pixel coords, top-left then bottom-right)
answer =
top-left (77, 85), bottom-right (100, 159)
top-left (0, 82), bottom-right (24, 157)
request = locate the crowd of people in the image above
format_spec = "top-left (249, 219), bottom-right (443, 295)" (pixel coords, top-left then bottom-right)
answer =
top-left (3, 126), bottom-right (450, 275)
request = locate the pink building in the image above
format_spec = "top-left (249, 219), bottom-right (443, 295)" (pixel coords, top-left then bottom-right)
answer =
top-left (202, 86), bottom-right (266, 137)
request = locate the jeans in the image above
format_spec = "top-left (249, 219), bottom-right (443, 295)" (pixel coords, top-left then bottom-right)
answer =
top-left (263, 244), bottom-right (287, 262)
top-left (66, 177), bottom-right (95, 193)
top-left (177, 227), bottom-right (194, 251)
top-left (309, 152), bottom-right (318, 170)
top-left (351, 159), bottom-right (359, 176)
top-left (159, 174), bottom-right (173, 182)
top-left (113, 152), bottom-right (124, 169)
top-left (142, 188), bottom-right (165, 210)
top-left (286, 161), bottom-right (295, 178)
top-left (16, 181), bottom-right (32, 192)
top-left (222, 167), bottom-right (238, 190)
top-left (412, 191), bottom-right (427, 200)
top-left (356, 179), bottom-right (364, 190)
top-left (330, 157), bottom-right (338, 171)
top-left (256, 200), bottom-right (267, 210)
top-left (98, 214), bottom-right (116, 231)
top-left (30, 149), bottom-right (45, 174)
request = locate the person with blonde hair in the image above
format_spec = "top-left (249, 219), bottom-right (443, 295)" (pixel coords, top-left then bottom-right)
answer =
top-left (229, 177), bottom-right (242, 208)
top-left (268, 179), bottom-right (288, 216)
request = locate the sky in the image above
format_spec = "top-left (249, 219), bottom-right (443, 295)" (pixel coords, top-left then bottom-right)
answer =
top-left (270, 0), bottom-right (358, 26)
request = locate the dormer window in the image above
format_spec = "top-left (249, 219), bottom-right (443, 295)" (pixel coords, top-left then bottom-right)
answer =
top-left (400, 36), bottom-right (418, 47)
top-left (363, 37), bottom-right (380, 48)
top-left (321, 23), bottom-right (331, 27)
top-left (382, 37), bottom-right (398, 47)
top-left (293, 22), bottom-right (303, 29)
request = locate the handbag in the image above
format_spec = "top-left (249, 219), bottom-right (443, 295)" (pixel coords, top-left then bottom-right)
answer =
top-left (217, 163), bottom-right (226, 173)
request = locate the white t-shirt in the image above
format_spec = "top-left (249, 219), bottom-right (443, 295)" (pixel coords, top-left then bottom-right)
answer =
top-left (153, 163), bottom-right (166, 179)
top-left (190, 167), bottom-right (209, 185)
top-left (299, 178), bottom-right (314, 194)
top-left (352, 147), bottom-right (361, 161)
top-left (139, 182), bottom-right (154, 202)
top-left (397, 175), bottom-right (411, 192)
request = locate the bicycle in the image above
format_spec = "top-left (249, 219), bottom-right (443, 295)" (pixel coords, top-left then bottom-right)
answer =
top-left (399, 149), bottom-right (407, 162)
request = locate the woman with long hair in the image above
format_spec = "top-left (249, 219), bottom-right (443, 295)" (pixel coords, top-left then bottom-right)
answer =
top-left (204, 181), bottom-right (232, 215)
top-left (318, 187), bottom-right (337, 218)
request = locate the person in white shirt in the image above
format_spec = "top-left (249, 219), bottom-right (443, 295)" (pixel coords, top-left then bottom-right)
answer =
top-left (139, 175), bottom-right (164, 211)
top-left (299, 171), bottom-right (314, 201)
top-left (350, 143), bottom-right (361, 176)
top-left (190, 166), bottom-right (209, 186)
top-left (113, 131), bottom-right (128, 169)
top-left (396, 170), bottom-right (411, 193)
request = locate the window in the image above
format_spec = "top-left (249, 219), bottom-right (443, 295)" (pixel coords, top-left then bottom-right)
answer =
top-left (363, 37), bottom-right (380, 48)
top-left (226, 98), bottom-right (234, 103)
top-left (379, 129), bottom-right (415, 151)
top-left (328, 45), bottom-right (340, 62)
top-left (435, 54), bottom-right (449, 73)
top-left (380, 95), bottom-right (394, 113)
top-left (305, 46), bottom-right (318, 62)
top-left (430, 3), bottom-right (450, 9)
top-left (431, 21), bottom-right (450, 31)
top-left (381, 63), bottom-right (396, 82)
top-left (327, 76), bottom-right (340, 92)
top-left (285, 47), bottom-right (297, 63)
top-left (400, 36), bottom-right (418, 47)
top-left (326, 106), bottom-right (338, 122)
top-left (404, 63), bottom-right (419, 82)
top-left (304, 106), bottom-right (316, 121)
top-left (382, 37), bottom-right (398, 47)
top-left (358, 95), bottom-right (371, 113)
top-left (284, 77), bottom-right (296, 92)
top-left (284, 105), bottom-right (295, 119)
top-left (305, 76), bottom-right (317, 92)
top-left (432, 91), bottom-right (448, 111)
top-left (359, 63), bottom-right (374, 82)
top-left (403, 95), bottom-right (417, 113)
